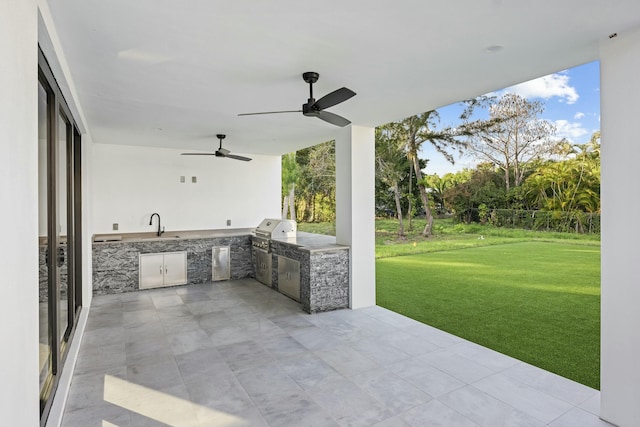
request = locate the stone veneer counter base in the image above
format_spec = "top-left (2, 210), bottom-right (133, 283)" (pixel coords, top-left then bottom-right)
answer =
top-left (269, 231), bottom-right (350, 314)
top-left (92, 232), bottom-right (252, 295)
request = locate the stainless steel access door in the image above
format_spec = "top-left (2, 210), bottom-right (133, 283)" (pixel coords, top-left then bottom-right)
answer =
top-left (212, 246), bottom-right (230, 281)
top-left (277, 256), bottom-right (300, 301)
top-left (254, 249), bottom-right (272, 287)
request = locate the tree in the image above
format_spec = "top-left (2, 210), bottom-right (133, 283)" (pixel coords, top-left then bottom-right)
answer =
top-left (466, 93), bottom-right (562, 192)
top-left (375, 128), bottom-right (408, 236)
top-left (524, 131), bottom-right (600, 214)
top-left (380, 111), bottom-right (467, 236)
top-left (444, 165), bottom-right (506, 222)
top-left (294, 141), bottom-right (336, 222)
top-left (281, 152), bottom-right (298, 220)
top-left (306, 141), bottom-right (336, 221)
top-left (422, 172), bottom-right (459, 214)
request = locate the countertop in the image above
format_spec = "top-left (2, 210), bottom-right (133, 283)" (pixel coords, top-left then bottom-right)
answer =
top-left (92, 228), bottom-right (254, 243)
top-left (91, 229), bottom-right (348, 251)
top-left (271, 231), bottom-right (349, 252)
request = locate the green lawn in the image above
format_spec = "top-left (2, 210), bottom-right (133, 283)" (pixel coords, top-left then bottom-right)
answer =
top-left (374, 218), bottom-right (600, 258)
top-left (376, 241), bottom-right (601, 389)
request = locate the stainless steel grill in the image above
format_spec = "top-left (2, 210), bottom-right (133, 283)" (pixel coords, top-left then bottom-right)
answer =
top-left (252, 218), bottom-right (297, 252)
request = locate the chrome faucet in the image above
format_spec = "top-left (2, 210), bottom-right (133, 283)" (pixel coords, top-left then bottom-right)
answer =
top-left (149, 213), bottom-right (164, 236)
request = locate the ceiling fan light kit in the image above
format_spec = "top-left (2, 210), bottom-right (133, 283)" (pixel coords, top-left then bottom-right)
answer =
top-left (239, 71), bottom-right (356, 127)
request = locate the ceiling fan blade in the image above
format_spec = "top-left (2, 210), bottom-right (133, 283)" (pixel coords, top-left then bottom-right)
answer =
top-left (181, 152), bottom-right (216, 155)
top-left (312, 87), bottom-right (356, 111)
top-left (317, 110), bottom-right (351, 127)
top-left (226, 154), bottom-right (252, 162)
top-left (238, 110), bottom-right (301, 116)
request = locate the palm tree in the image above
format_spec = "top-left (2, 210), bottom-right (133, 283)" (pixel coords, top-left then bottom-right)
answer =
top-left (385, 112), bottom-right (466, 236)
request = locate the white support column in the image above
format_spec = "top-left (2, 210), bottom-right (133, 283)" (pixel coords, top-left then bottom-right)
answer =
top-left (335, 125), bottom-right (376, 309)
top-left (600, 27), bottom-right (640, 427)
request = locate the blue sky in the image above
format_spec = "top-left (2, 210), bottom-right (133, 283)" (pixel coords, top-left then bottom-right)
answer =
top-left (421, 60), bottom-right (601, 176)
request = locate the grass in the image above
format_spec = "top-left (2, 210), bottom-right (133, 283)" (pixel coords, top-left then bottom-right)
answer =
top-left (297, 221), bottom-right (336, 236)
top-left (376, 241), bottom-right (601, 389)
top-left (374, 218), bottom-right (599, 258)
top-left (299, 218), bottom-right (601, 389)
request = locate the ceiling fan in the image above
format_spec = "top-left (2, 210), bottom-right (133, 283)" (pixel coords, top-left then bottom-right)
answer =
top-left (238, 71), bottom-right (356, 127)
top-left (181, 134), bottom-right (251, 161)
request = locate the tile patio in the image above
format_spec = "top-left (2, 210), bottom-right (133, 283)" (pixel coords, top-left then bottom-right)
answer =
top-left (60, 279), bottom-right (610, 427)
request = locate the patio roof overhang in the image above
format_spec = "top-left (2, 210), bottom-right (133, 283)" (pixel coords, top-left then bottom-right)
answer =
top-left (42, 0), bottom-right (640, 155)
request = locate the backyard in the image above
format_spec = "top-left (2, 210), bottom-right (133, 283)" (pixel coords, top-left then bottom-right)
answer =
top-left (299, 218), bottom-right (601, 389)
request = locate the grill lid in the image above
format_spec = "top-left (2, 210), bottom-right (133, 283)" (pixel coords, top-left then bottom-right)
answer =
top-left (255, 218), bottom-right (297, 238)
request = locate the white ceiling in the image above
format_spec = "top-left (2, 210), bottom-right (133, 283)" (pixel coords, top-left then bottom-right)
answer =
top-left (44, 0), bottom-right (640, 156)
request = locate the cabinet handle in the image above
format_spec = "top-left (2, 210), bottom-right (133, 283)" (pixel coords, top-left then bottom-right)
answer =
top-left (160, 265), bottom-right (163, 274)
top-left (165, 266), bottom-right (168, 275)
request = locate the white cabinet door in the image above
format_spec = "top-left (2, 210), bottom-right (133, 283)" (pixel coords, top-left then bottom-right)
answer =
top-left (139, 253), bottom-right (165, 289)
top-left (163, 252), bottom-right (187, 286)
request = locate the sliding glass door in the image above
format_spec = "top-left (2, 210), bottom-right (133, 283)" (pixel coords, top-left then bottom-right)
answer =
top-left (37, 78), bottom-right (52, 405)
top-left (38, 47), bottom-right (82, 424)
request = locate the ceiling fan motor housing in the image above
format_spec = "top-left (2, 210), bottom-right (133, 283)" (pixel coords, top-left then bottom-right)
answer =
top-left (302, 101), bottom-right (319, 117)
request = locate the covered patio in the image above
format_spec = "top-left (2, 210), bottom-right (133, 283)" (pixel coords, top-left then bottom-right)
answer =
top-left (62, 279), bottom-right (605, 427)
top-left (3, 1), bottom-right (640, 426)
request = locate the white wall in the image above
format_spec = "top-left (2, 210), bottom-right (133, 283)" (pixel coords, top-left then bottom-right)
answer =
top-left (0, 0), bottom-right (40, 426)
top-left (91, 143), bottom-right (281, 234)
top-left (600, 27), bottom-right (640, 427)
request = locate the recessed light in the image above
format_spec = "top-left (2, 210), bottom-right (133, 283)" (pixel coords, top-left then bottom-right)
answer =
top-left (484, 45), bottom-right (504, 54)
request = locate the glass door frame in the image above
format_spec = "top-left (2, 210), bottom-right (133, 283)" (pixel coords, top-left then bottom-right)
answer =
top-left (38, 46), bottom-right (83, 424)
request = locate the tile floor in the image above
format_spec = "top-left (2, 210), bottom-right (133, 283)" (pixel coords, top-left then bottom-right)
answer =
top-left (61, 279), bottom-right (612, 427)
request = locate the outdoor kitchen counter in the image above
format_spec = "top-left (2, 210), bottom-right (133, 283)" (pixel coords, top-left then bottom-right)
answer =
top-left (91, 229), bottom-right (254, 294)
top-left (268, 231), bottom-right (350, 313)
top-left (90, 228), bottom-right (349, 313)
top-left (92, 227), bottom-right (253, 243)
top-left (270, 231), bottom-right (349, 252)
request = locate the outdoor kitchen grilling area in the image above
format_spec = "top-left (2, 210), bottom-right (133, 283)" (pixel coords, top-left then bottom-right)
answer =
top-left (252, 218), bottom-right (351, 313)
top-left (91, 218), bottom-right (350, 314)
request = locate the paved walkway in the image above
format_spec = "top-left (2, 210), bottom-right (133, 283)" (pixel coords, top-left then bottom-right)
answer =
top-left (61, 279), bottom-right (610, 427)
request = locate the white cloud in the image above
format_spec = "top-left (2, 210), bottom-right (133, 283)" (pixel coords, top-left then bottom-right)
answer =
top-left (505, 73), bottom-right (579, 104)
top-left (574, 112), bottom-right (585, 119)
top-left (554, 119), bottom-right (588, 141)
